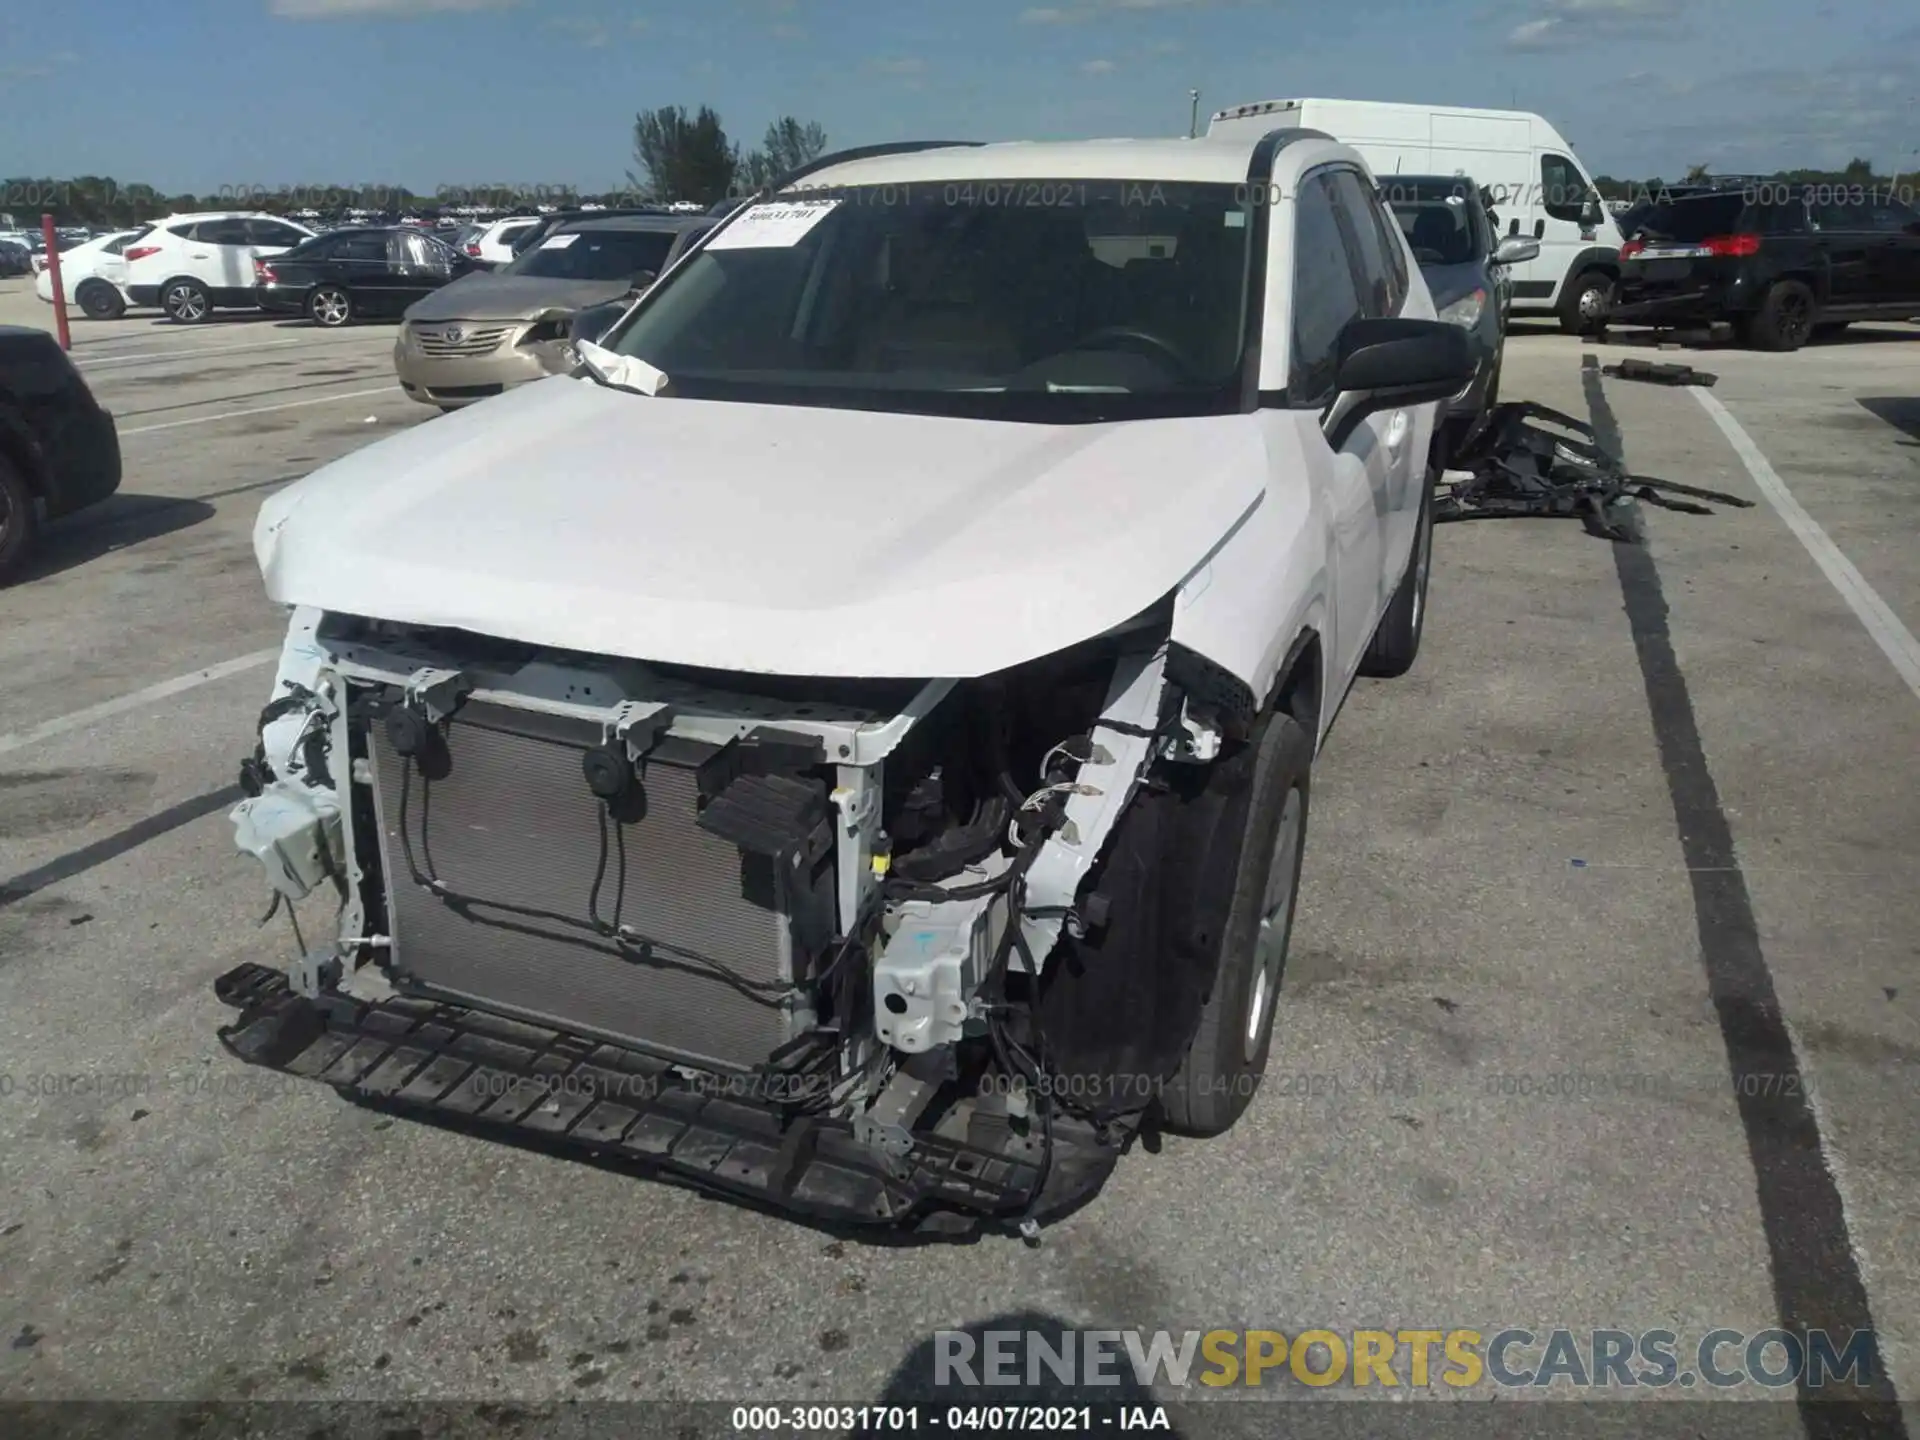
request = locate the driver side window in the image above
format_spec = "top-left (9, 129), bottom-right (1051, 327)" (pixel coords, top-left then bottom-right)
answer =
top-left (1289, 172), bottom-right (1366, 406)
top-left (1541, 153), bottom-right (1592, 224)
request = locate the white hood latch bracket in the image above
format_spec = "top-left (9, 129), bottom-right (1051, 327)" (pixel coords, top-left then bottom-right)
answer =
top-left (404, 667), bottom-right (473, 723)
top-left (605, 700), bottom-right (675, 763)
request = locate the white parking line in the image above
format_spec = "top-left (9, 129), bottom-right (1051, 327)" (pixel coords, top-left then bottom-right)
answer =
top-left (77, 337), bottom-right (364, 368)
top-left (0, 650), bottom-right (278, 760)
top-left (1693, 387), bottom-right (1920, 702)
top-left (119, 385), bottom-right (403, 437)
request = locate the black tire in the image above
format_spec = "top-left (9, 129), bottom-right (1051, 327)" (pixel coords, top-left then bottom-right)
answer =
top-left (307, 286), bottom-right (353, 328)
top-left (1558, 270), bottom-right (1614, 334)
top-left (1358, 468), bottom-right (1436, 679)
top-left (1746, 280), bottom-right (1816, 352)
top-left (0, 455), bottom-right (39, 586)
top-left (75, 280), bottom-right (125, 320)
top-left (161, 278), bottom-right (212, 324)
top-left (1159, 711), bottom-right (1313, 1137)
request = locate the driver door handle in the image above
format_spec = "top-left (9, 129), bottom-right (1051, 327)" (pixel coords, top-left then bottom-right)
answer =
top-left (1385, 409), bottom-right (1409, 458)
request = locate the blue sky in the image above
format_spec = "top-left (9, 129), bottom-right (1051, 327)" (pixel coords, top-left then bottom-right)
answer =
top-left (2, 0), bottom-right (1915, 194)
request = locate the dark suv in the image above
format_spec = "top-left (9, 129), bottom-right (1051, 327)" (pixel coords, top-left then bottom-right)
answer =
top-left (1383, 176), bottom-right (1539, 451)
top-left (0, 326), bottom-right (123, 583)
top-left (1611, 187), bottom-right (1920, 350)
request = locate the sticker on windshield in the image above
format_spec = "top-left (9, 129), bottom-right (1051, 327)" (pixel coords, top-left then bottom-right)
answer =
top-left (540, 233), bottom-right (580, 249)
top-left (706, 199), bottom-right (841, 250)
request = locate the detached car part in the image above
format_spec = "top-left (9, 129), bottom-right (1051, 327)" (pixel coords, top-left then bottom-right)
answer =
top-left (1601, 359), bottom-right (1717, 388)
top-left (1436, 401), bottom-right (1753, 543)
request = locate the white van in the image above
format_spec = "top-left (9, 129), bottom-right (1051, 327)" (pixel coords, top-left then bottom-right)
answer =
top-left (1208, 98), bottom-right (1625, 332)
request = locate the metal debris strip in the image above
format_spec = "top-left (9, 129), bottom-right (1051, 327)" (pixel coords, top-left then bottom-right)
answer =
top-left (1436, 401), bottom-right (1755, 543)
top-left (1602, 358), bottom-right (1718, 387)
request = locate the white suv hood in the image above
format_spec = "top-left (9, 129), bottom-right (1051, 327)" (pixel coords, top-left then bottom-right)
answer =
top-left (256, 375), bottom-right (1267, 677)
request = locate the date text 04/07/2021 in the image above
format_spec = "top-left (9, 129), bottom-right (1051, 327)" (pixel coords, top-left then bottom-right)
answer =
top-left (729, 1403), bottom-right (1173, 1432)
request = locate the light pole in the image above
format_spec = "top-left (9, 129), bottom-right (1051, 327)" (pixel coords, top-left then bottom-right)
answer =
top-left (1188, 88), bottom-right (1201, 139)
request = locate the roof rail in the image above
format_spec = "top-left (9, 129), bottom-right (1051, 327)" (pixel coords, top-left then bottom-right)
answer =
top-left (758, 139), bottom-right (986, 197)
top-left (1258, 126), bottom-right (1334, 148)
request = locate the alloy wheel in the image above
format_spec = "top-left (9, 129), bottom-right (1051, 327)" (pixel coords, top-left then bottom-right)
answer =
top-left (1779, 292), bottom-right (1811, 347)
top-left (1244, 786), bottom-right (1306, 1058)
top-left (1409, 499), bottom-right (1434, 639)
top-left (311, 289), bottom-right (350, 327)
top-left (165, 285), bottom-right (206, 322)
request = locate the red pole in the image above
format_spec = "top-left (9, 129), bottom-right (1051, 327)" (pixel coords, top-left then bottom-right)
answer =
top-left (41, 213), bottom-right (71, 352)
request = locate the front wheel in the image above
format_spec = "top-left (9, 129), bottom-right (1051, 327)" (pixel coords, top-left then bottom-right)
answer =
top-left (1558, 270), bottom-right (1614, 334)
top-left (1747, 280), bottom-right (1816, 351)
top-left (0, 456), bottom-right (39, 586)
top-left (1358, 468), bottom-right (1435, 679)
top-left (1159, 711), bottom-right (1313, 1137)
top-left (162, 278), bottom-right (212, 324)
top-left (76, 281), bottom-right (126, 320)
top-left (307, 286), bottom-right (352, 328)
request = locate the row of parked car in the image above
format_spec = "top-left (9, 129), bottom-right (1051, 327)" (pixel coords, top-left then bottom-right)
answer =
top-left (0, 224), bottom-right (104, 276)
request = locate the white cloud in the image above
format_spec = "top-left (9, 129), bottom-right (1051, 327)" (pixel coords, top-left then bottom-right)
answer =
top-left (549, 14), bottom-right (611, 45)
top-left (271, 0), bottom-right (515, 16)
top-left (1502, 0), bottom-right (1689, 51)
top-left (869, 56), bottom-right (925, 75)
top-left (1081, 57), bottom-right (1117, 74)
top-left (1022, 0), bottom-right (1206, 20)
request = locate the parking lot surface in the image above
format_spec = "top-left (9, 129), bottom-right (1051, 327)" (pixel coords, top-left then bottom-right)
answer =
top-left (1, 280), bottom-right (1916, 1420)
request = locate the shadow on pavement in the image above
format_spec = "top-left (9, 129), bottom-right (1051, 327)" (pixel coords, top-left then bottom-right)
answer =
top-left (20, 493), bottom-right (216, 583)
top-left (1858, 397), bottom-right (1920, 445)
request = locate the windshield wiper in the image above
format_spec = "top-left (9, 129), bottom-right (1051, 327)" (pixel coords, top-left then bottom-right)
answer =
top-left (576, 339), bottom-right (669, 397)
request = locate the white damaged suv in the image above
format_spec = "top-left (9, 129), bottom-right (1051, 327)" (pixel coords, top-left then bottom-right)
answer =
top-left (218, 132), bottom-right (1471, 1232)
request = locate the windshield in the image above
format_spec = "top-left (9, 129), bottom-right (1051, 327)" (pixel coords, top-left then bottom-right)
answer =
top-left (1384, 182), bottom-right (1486, 266)
top-left (509, 227), bottom-right (678, 281)
top-left (601, 179), bottom-right (1255, 422)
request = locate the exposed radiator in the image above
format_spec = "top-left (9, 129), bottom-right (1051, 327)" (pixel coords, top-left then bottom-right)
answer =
top-left (367, 699), bottom-right (816, 1072)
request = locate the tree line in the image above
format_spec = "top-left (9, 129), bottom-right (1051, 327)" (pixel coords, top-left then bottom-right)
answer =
top-left (11, 138), bottom-right (1906, 229)
top-left (628, 108), bottom-right (829, 205)
top-left (1588, 157), bottom-right (1900, 203)
top-left (2, 106), bottom-right (827, 227)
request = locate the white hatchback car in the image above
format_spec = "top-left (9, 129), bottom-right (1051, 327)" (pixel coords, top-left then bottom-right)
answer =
top-left (123, 212), bottom-right (316, 323)
top-left (35, 230), bottom-right (143, 319)
top-left (464, 215), bottom-right (541, 268)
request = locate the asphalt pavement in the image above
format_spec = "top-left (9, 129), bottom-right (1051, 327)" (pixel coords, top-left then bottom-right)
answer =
top-left (0, 281), bottom-right (1915, 1428)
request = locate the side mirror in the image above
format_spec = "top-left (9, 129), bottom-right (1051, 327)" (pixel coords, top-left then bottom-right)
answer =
top-left (1323, 318), bottom-right (1476, 450)
top-left (1493, 236), bottom-right (1541, 265)
top-left (629, 270), bottom-right (658, 293)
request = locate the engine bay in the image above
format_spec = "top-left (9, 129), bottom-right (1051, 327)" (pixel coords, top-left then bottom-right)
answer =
top-left (219, 600), bottom-right (1235, 1230)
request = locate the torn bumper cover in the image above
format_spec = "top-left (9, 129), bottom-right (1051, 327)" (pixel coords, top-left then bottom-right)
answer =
top-left (214, 961), bottom-right (1123, 1229)
top-left (1437, 401), bottom-right (1754, 542)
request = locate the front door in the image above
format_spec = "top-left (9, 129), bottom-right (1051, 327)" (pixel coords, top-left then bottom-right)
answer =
top-left (1862, 194), bottom-right (1920, 309)
top-left (1290, 168), bottom-right (1387, 686)
top-left (1326, 166), bottom-right (1421, 592)
top-left (1808, 197), bottom-right (1878, 308)
top-left (1523, 150), bottom-right (1603, 308)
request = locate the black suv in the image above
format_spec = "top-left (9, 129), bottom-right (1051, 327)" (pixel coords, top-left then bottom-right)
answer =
top-left (1611, 187), bottom-right (1920, 350)
top-left (0, 326), bottom-right (123, 583)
